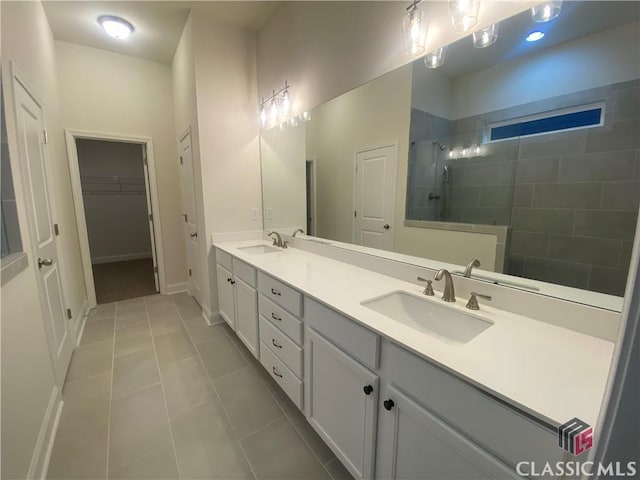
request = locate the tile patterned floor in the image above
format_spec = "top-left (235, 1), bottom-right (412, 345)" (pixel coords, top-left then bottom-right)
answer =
top-left (48, 293), bottom-right (354, 480)
top-left (92, 259), bottom-right (157, 304)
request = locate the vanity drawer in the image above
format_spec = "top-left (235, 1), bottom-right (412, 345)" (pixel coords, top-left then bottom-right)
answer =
top-left (232, 257), bottom-right (256, 288)
top-left (260, 342), bottom-right (303, 409)
top-left (305, 297), bottom-right (380, 370)
top-left (259, 294), bottom-right (303, 345)
top-left (258, 272), bottom-right (303, 317)
top-left (260, 316), bottom-right (303, 377)
top-left (216, 248), bottom-right (233, 271)
top-left (382, 340), bottom-right (563, 469)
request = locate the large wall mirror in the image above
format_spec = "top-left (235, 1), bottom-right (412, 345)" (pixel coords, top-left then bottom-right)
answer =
top-left (260, 0), bottom-right (640, 312)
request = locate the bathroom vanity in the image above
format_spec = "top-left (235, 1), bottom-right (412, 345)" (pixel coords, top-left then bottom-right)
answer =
top-left (215, 239), bottom-right (614, 480)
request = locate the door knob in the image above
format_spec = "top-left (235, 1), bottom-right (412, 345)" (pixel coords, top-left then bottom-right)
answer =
top-left (38, 258), bottom-right (53, 269)
top-left (383, 224), bottom-right (390, 230)
top-left (190, 232), bottom-right (198, 238)
top-left (383, 399), bottom-right (395, 411)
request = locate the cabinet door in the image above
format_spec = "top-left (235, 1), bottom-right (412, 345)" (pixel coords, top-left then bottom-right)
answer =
top-left (305, 328), bottom-right (378, 480)
top-left (235, 278), bottom-right (258, 358)
top-left (216, 264), bottom-right (235, 329)
top-left (376, 385), bottom-right (518, 480)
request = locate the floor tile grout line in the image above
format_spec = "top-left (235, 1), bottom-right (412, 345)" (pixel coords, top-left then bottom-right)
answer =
top-left (170, 295), bottom-right (259, 480)
top-left (237, 413), bottom-right (286, 442)
top-left (145, 301), bottom-right (184, 480)
top-left (107, 444), bottom-right (170, 476)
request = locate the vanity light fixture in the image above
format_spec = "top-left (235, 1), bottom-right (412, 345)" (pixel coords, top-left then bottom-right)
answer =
top-left (526, 31), bottom-right (545, 42)
top-left (98, 15), bottom-right (134, 40)
top-left (424, 46), bottom-right (447, 69)
top-left (258, 81), bottom-right (292, 129)
top-left (448, 0), bottom-right (480, 33)
top-left (532, 1), bottom-right (562, 23)
top-left (472, 23), bottom-right (498, 48)
top-left (300, 111), bottom-right (312, 122)
top-left (403, 0), bottom-right (428, 56)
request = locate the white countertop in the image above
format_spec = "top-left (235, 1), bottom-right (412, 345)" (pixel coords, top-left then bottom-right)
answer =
top-left (215, 240), bottom-right (615, 429)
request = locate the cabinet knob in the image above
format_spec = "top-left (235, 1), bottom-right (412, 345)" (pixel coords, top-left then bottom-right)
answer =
top-left (363, 385), bottom-right (373, 395)
top-left (227, 278), bottom-right (231, 283)
top-left (383, 399), bottom-right (395, 411)
top-left (230, 280), bottom-right (236, 285)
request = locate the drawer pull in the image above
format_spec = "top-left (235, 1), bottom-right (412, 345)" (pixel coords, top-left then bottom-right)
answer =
top-left (230, 279), bottom-right (236, 285)
top-left (272, 366), bottom-right (283, 378)
top-left (363, 385), bottom-right (374, 395)
top-left (271, 312), bottom-right (282, 321)
top-left (272, 339), bottom-right (283, 349)
top-left (383, 399), bottom-right (395, 411)
top-left (271, 288), bottom-right (281, 296)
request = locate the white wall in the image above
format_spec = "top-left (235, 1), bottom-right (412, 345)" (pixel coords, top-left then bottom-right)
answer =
top-left (172, 14), bottom-right (262, 318)
top-left (1, 2), bottom-right (66, 478)
top-left (261, 123), bottom-right (306, 231)
top-left (76, 139), bottom-right (152, 264)
top-left (55, 41), bottom-right (187, 291)
top-left (257, 1), bottom-right (534, 114)
top-left (411, 65), bottom-right (453, 119)
top-left (452, 21), bottom-right (640, 119)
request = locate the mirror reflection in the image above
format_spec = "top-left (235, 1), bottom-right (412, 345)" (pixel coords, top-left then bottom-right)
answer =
top-left (260, 1), bottom-right (640, 310)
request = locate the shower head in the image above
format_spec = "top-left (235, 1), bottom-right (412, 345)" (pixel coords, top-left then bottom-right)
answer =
top-left (432, 140), bottom-right (447, 151)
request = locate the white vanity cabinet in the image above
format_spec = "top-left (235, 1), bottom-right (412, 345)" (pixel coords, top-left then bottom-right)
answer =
top-left (257, 272), bottom-right (305, 409)
top-left (375, 340), bottom-right (563, 479)
top-left (215, 249), bottom-right (259, 357)
top-left (305, 298), bottom-right (380, 480)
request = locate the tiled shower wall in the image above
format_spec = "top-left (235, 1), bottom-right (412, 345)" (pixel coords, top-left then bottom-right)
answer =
top-left (406, 80), bottom-right (639, 296)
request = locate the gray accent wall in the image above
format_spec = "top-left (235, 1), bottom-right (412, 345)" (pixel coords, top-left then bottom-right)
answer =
top-left (406, 80), bottom-right (639, 296)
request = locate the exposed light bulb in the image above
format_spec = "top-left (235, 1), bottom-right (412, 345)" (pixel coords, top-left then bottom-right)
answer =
top-left (473, 23), bottom-right (498, 48)
top-left (98, 16), bottom-right (134, 39)
top-left (281, 90), bottom-right (291, 118)
top-left (259, 104), bottom-right (267, 129)
top-left (300, 111), bottom-right (312, 122)
top-left (288, 116), bottom-right (299, 127)
top-left (532, 1), bottom-right (562, 22)
top-left (269, 99), bottom-right (279, 123)
top-left (424, 46), bottom-right (446, 69)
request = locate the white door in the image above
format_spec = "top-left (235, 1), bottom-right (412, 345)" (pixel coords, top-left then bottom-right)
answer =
top-left (235, 278), bottom-right (258, 358)
top-left (354, 145), bottom-right (396, 251)
top-left (13, 76), bottom-right (73, 384)
top-left (141, 144), bottom-right (160, 292)
top-left (376, 385), bottom-right (518, 480)
top-left (216, 264), bottom-right (235, 329)
top-left (305, 328), bottom-right (378, 480)
top-left (178, 130), bottom-right (201, 304)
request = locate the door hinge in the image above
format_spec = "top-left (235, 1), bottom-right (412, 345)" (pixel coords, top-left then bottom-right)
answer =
top-left (354, 210), bottom-right (357, 218)
top-left (149, 213), bottom-right (153, 222)
top-left (179, 156), bottom-right (183, 165)
top-left (66, 308), bottom-right (72, 320)
top-left (54, 223), bottom-right (60, 236)
top-left (183, 214), bottom-right (188, 223)
top-left (188, 268), bottom-right (192, 277)
top-left (154, 266), bottom-right (158, 273)
top-left (142, 145), bottom-right (148, 165)
top-left (42, 130), bottom-right (48, 144)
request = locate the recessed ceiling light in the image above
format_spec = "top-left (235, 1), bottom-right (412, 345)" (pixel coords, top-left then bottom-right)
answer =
top-left (526, 31), bottom-right (545, 42)
top-left (98, 15), bottom-right (134, 40)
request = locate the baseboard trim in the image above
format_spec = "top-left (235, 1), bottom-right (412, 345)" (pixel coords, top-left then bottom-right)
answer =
top-left (91, 252), bottom-right (152, 264)
top-left (210, 312), bottom-right (224, 326)
top-left (165, 282), bottom-right (189, 295)
top-left (74, 299), bottom-right (90, 347)
top-left (27, 386), bottom-right (62, 480)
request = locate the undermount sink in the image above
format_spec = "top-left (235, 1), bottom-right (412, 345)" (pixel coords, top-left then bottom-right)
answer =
top-left (238, 244), bottom-right (282, 255)
top-left (361, 291), bottom-right (493, 345)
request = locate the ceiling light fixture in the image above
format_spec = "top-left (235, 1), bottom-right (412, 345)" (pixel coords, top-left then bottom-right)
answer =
top-left (403, 0), bottom-right (428, 56)
top-left (526, 31), bottom-right (545, 42)
top-left (424, 46), bottom-right (447, 69)
top-left (472, 23), bottom-right (499, 48)
top-left (98, 15), bottom-right (134, 40)
top-left (448, 0), bottom-right (480, 33)
top-left (532, 1), bottom-right (562, 23)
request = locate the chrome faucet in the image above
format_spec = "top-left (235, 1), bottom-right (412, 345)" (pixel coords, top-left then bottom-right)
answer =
top-left (434, 269), bottom-right (456, 302)
top-left (292, 228), bottom-right (304, 237)
top-left (268, 231), bottom-right (288, 249)
top-left (466, 292), bottom-right (492, 310)
top-left (463, 258), bottom-right (481, 278)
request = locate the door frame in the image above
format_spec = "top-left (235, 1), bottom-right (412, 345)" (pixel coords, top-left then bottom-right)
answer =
top-left (64, 129), bottom-right (166, 308)
top-left (306, 157), bottom-right (318, 236)
top-left (351, 141), bottom-right (398, 249)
